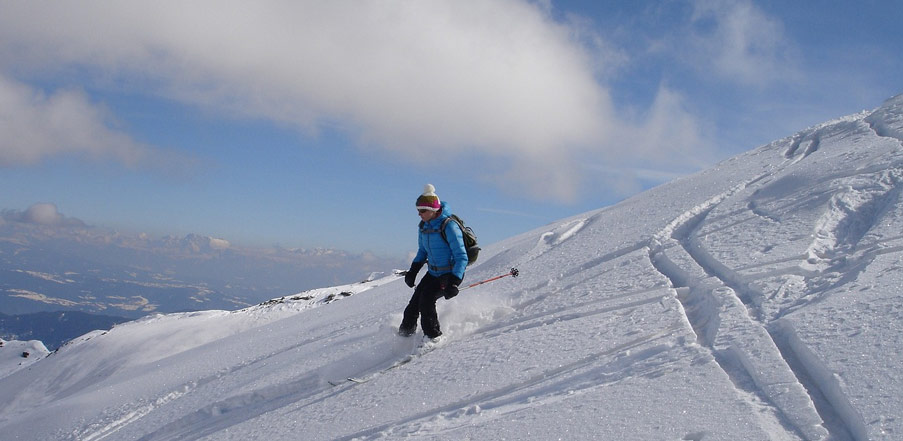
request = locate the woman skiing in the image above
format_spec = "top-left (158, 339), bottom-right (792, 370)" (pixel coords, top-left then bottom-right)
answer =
top-left (399, 184), bottom-right (468, 340)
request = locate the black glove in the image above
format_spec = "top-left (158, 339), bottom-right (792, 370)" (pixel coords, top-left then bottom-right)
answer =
top-left (439, 274), bottom-right (462, 299)
top-left (404, 261), bottom-right (425, 288)
top-left (444, 284), bottom-right (459, 299)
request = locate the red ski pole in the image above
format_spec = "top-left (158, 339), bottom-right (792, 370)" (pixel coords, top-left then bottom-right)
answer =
top-left (461, 268), bottom-right (519, 291)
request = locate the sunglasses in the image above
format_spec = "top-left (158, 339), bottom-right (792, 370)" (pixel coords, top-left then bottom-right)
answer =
top-left (418, 209), bottom-right (434, 214)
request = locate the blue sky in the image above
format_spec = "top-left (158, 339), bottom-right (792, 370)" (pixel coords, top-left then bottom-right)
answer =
top-left (0, 0), bottom-right (900, 258)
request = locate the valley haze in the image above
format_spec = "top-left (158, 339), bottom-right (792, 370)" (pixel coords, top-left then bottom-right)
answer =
top-left (0, 214), bottom-right (406, 347)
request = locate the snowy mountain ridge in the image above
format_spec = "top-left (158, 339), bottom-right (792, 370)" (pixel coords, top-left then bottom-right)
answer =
top-left (0, 94), bottom-right (901, 440)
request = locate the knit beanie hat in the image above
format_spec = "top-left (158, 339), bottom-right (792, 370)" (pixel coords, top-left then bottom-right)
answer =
top-left (416, 184), bottom-right (441, 211)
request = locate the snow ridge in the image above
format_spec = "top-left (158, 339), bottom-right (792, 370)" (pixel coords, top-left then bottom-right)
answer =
top-left (865, 94), bottom-right (903, 143)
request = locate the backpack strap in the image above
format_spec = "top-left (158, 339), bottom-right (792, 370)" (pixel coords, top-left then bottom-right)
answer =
top-left (438, 217), bottom-right (451, 244)
top-left (420, 218), bottom-right (458, 245)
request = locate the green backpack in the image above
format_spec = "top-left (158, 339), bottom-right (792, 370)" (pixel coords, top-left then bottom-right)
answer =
top-left (421, 214), bottom-right (481, 266)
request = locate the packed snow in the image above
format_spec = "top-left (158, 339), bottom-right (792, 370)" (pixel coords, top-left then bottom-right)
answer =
top-left (1, 95), bottom-right (902, 440)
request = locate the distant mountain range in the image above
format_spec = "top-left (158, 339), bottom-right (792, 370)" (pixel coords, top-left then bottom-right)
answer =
top-left (0, 215), bottom-right (406, 325)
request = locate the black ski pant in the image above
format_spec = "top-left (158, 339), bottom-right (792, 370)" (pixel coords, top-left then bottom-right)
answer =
top-left (401, 272), bottom-right (444, 338)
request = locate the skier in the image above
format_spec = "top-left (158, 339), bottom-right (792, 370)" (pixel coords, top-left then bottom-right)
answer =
top-left (399, 184), bottom-right (468, 340)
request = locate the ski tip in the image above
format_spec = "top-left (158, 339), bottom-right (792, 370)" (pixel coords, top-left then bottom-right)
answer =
top-left (329, 377), bottom-right (367, 386)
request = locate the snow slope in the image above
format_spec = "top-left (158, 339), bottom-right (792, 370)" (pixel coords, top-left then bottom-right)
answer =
top-left (0, 338), bottom-right (49, 380)
top-left (1, 94), bottom-right (901, 440)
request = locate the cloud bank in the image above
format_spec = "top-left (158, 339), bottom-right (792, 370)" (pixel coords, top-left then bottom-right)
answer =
top-left (0, 77), bottom-right (151, 167)
top-left (0, 76), bottom-right (198, 175)
top-left (0, 0), bottom-right (791, 201)
top-left (1, 203), bottom-right (86, 228)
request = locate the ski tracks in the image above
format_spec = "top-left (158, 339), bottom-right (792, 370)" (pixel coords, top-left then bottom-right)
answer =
top-left (336, 323), bottom-right (686, 441)
top-left (68, 324), bottom-right (415, 441)
top-left (648, 176), bottom-right (844, 441)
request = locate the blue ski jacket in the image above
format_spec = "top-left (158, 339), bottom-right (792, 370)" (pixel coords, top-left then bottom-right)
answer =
top-left (414, 201), bottom-right (468, 280)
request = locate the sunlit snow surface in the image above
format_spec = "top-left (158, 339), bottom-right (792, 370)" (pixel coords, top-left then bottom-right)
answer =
top-left (1, 95), bottom-right (902, 440)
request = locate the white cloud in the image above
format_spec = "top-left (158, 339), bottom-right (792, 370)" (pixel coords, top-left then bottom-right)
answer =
top-left (687, 0), bottom-right (799, 85)
top-left (0, 76), bottom-right (151, 167)
top-left (581, 86), bottom-right (718, 198)
top-left (23, 203), bottom-right (65, 226)
top-left (623, 86), bottom-right (715, 169)
top-left (208, 237), bottom-right (231, 250)
top-left (0, 0), bottom-right (713, 201)
top-left (0, 74), bottom-right (200, 175)
top-left (2, 203), bottom-right (86, 227)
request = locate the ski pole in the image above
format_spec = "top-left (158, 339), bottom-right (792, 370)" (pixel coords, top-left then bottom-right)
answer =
top-left (461, 267), bottom-right (519, 291)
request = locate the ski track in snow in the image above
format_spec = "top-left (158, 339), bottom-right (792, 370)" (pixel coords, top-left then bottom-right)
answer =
top-left (650, 172), bottom-right (826, 439)
top-left (63, 280), bottom-right (403, 441)
top-left (130, 326), bottom-right (430, 441)
top-left (68, 329), bottom-right (343, 441)
top-left (647, 176), bottom-right (830, 441)
top-left (645, 127), bottom-right (903, 441)
top-left (335, 323), bottom-right (688, 441)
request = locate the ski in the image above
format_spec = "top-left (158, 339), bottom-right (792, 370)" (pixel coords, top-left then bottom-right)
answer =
top-left (328, 377), bottom-right (367, 386)
top-left (329, 336), bottom-right (444, 386)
